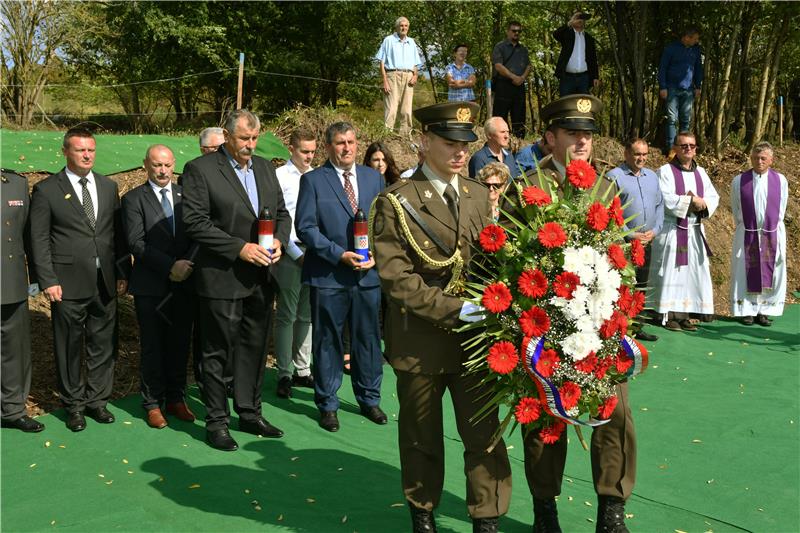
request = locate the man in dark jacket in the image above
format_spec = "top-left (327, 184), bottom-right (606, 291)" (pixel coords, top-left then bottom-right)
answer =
top-left (553, 11), bottom-right (599, 96)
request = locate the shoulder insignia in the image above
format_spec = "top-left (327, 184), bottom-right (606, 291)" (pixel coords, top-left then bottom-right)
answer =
top-left (424, 189), bottom-right (433, 199)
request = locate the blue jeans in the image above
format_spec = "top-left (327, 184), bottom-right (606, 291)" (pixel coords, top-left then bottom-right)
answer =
top-left (665, 88), bottom-right (695, 149)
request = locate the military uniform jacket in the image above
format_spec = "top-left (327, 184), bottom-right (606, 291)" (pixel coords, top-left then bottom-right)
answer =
top-left (1, 171), bottom-right (35, 305)
top-left (371, 170), bottom-right (492, 374)
top-left (525, 154), bottom-right (617, 199)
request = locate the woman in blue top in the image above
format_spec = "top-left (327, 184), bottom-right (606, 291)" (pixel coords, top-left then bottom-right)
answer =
top-left (445, 44), bottom-right (477, 102)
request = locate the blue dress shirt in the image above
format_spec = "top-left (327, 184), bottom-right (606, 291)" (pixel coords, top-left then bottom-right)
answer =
top-left (607, 162), bottom-right (664, 237)
top-left (468, 143), bottom-right (521, 179)
top-left (374, 33), bottom-right (422, 70)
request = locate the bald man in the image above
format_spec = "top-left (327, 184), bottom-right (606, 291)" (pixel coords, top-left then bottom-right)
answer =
top-left (468, 117), bottom-right (521, 179)
top-left (121, 145), bottom-right (197, 429)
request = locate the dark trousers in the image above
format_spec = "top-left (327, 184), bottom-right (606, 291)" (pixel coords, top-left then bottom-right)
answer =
top-left (1, 300), bottom-right (32, 421)
top-left (523, 382), bottom-right (636, 500)
top-left (134, 288), bottom-right (193, 410)
top-left (50, 277), bottom-right (117, 414)
top-left (309, 285), bottom-right (383, 412)
top-left (197, 284), bottom-right (275, 432)
top-left (492, 79), bottom-right (526, 138)
top-left (558, 71), bottom-right (591, 96)
top-left (395, 369), bottom-right (512, 518)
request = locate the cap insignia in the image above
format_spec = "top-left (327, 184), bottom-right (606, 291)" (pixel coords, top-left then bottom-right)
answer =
top-left (455, 107), bottom-right (472, 122)
top-left (576, 98), bottom-right (592, 113)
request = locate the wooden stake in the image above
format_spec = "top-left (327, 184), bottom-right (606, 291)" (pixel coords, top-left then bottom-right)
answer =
top-left (236, 53), bottom-right (245, 110)
top-left (778, 95), bottom-right (784, 147)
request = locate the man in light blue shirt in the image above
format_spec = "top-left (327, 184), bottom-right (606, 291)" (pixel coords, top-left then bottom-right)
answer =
top-left (607, 138), bottom-right (664, 342)
top-left (375, 16), bottom-right (422, 135)
top-left (468, 117), bottom-right (521, 179)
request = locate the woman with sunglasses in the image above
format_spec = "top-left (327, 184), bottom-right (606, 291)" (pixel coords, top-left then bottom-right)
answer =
top-left (478, 162), bottom-right (511, 222)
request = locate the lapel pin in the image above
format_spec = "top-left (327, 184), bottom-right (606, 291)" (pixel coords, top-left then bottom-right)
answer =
top-left (462, 185), bottom-right (469, 193)
top-left (424, 190), bottom-right (433, 199)
top-left (65, 193), bottom-right (72, 199)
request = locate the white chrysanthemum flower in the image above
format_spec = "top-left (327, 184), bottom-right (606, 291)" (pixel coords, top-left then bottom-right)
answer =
top-left (562, 247), bottom-right (582, 273)
top-left (562, 331), bottom-right (603, 360)
top-left (575, 315), bottom-right (595, 334)
top-left (550, 296), bottom-right (569, 308)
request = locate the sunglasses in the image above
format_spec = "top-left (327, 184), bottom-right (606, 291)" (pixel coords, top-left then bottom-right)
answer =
top-left (678, 143), bottom-right (697, 150)
top-left (510, 29), bottom-right (522, 34)
top-left (484, 183), bottom-right (504, 191)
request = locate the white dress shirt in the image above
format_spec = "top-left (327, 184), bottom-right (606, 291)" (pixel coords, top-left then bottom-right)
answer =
top-left (148, 180), bottom-right (174, 211)
top-left (565, 29), bottom-right (588, 73)
top-left (276, 159), bottom-right (313, 260)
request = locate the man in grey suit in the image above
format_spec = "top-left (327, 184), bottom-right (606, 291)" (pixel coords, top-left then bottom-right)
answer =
top-left (30, 127), bottom-right (130, 432)
top-left (1, 168), bottom-right (44, 433)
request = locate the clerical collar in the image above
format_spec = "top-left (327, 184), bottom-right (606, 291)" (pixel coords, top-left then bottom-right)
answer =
top-left (670, 157), bottom-right (696, 172)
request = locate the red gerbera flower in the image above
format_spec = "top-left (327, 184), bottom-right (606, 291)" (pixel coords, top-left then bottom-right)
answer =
top-left (535, 348), bottom-right (560, 377)
top-left (630, 238), bottom-right (645, 267)
top-left (600, 310), bottom-right (628, 339)
top-left (597, 395), bottom-right (618, 419)
top-left (518, 269), bottom-right (548, 298)
top-left (514, 397), bottom-right (541, 424)
top-left (552, 271), bottom-right (581, 299)
top-left (629, 290), bottom-right (646, 318)
top-left (539, 420), bottom-right (566, 444)
top-left (615, 351), bottom-right (633, 374)
top-left (538, 222), bottom-right (567, 248)
top-left (479, 224), bottom-right (507, 253)
top-left (482, 282), bottom-right (513, 313)
top-left (574, 351), bottom-right (598, 374)
top-left (607, 244), bottom-right (627, 269)
top-left (519, 306), bottom-right (551, 337)
top-left (616, 286), bottom-right (634, 314)
top-left (566, 159), bottom-right (596, 189)
top-left (487, 341), bottom-right (519, 374)
top-left (522, 186), bottom-right (551, 207)
top-left (594, 356), bottom-right (614, 380)
top-left (608, 196), bottom-right (625, 226)
top-left (587, 202), bottom-right (610, 231)
top-left (559, 381), bottom-right (582, 410)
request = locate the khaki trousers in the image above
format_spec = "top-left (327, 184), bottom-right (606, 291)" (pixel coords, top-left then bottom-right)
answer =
top-left (383, 70), bottom-right (415, 134)
top-left (523, 382), bottom-right (637, 500)
top-left (396, 369), bottom-right (512, 519)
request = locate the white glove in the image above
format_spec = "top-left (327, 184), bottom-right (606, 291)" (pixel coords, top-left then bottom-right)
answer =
top-left (459, 301), bottom-right (486, 323)
top-left (27, 283), bottom-right (40, 297)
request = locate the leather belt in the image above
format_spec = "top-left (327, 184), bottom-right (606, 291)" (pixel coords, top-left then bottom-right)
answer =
top-left (386, 69), bottom-right (414, 73)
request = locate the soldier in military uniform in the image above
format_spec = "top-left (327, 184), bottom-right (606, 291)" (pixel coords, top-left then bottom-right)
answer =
top-left (1, 169), bottom-right (44, 432)
top-left (371, 102), bottom-right (512, 533)
top-left (522, 95), bottom-right (635, 533)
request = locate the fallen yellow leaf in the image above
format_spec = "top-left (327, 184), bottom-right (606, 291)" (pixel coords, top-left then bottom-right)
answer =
top-left (306, 498), bottom-right (315, 503)
top-left (277, 514), bottom-right (284, 521)
top-left (691, 439), bottom-right (702, 443)
top-left (341, 515), bottom-right (348, 523)
top-left (390, 503), bottom-right (405, 508)
top-left (98, 474), bottom-right (105, 478)
top-left (122, 459), bottom-right (129, 464)
top-left (584, 501), bottom-right (592, 507)
top-left (189, 484), bottom-right (201, 489)
top-left (58, 445), bottom-right (66, 449)
top-left (105, 481), bottom-right (113, 485)
top-left (45, 441), bottom-right (51, 447)
top-left (254, 505), bottom-right (262, 511)
top-left (127, 470), bottom-right (133, 474)
top-left (29, 464), bottom-right (36, 468)
top-left (50, 521), bottom-right (55, 526)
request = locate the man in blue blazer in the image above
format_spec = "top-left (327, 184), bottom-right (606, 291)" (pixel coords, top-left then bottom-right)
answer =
top-left (295, 122), bottom-right (386, 432)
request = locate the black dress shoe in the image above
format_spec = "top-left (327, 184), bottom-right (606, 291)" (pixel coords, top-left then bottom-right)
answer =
top-left (86, 406), bottom-right (115, 423)
top-left (634, 329), bottom-right (659, 342)
top-left (1, 415), bottom-right (45, 433)
top-left (66, 412), bottom-right (86, 432)
top-left (292, 374), bottom-right (314, 388)
top-left (473, 516), bottom-right (499, 533)
top-left (533, 497), bottom-right (562, 533)
top-left (756, 314), bottom-right (773, 326)
top-left (596, 496), bottom-right (629, 533)
top-left (409, 503), bottom-right (437, 533)
top-left (319, 411), bottom-right (340, 432)
top-left (206, 428), bottom-right (238, 451)
top-left (276, 376), bottom-right (292, 399)
top-left (360, 405), bottom-right (388, 425)
top-left (741, 315), bottom-right (755, 325)
top-left (239, 417), bottom-right (284, 438)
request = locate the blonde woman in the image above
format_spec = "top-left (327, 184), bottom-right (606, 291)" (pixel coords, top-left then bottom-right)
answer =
top-left (477, 162), bottom-right (511, 222)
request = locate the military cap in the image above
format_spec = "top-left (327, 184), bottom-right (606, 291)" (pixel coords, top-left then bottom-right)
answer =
top-left (413, 101), bottom-right (480, 142)
top-left (540, 94), bottom-right (603, 131)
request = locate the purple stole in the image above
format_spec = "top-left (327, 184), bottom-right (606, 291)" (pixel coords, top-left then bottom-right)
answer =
top-left (739, 169), bottom-right (781, 293)
top-left (669, 163), bottom-right (713, 266)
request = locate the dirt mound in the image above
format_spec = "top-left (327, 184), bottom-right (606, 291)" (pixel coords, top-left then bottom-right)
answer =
top-left (19, 125), bottom-right (798, 417)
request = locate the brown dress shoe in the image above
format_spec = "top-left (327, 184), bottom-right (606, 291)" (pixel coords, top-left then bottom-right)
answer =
top-left (147, 408), bottom-right (168, 429)
top-left (166, 402), bottom-right (196, 422)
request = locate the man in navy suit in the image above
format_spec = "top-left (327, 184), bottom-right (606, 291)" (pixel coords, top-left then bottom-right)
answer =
top-left (182, 110), bottom-right (291, 451)
top-left (30, 127), bottom-right (130, 432)
top-left (122, 145), bottom-right (197, 429)
top-left (295, 122), bottom-right (386, 432)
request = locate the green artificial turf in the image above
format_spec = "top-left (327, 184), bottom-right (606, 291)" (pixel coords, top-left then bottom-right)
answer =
top-left (1, 307), bottom-right (798, 532)
top-left (0, 129), bottom-right (289, 176)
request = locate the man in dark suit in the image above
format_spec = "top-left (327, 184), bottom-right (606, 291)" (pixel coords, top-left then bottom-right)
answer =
top-left (295, 122), bottom-right (386, 433)
top-left (1, 169), bottom-right (45, 433)
top-left (371, 102), bottom-right (511, 533)
top-left (122, 145), bottom-right (197, 429)
top-left (181, 109), bottom-right (291, 451)
top-left (30, 127), bottom-right (130, 432)
top-left (553, 11), bottom-right (600, 96)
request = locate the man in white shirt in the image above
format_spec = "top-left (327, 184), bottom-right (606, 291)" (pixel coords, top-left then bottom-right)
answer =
top-left (553, 11), bottom-right (599, 96)
top-left (274, 128), bottom-right (317, 399)
top-left (729, 141), bottom-right (788, 326)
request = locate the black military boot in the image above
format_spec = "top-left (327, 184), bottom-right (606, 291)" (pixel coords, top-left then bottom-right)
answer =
top-left (409, 503), bottom-right (437, 533)
top-left (532, 497), bottom-right (562, 533)
top-left (596, 496), bottom-right (629, 533)
top-left (473, 516), bottom-right (499, 533)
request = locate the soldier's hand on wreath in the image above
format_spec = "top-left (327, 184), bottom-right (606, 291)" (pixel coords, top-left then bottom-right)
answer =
top-left (459, 301), bottom-right (486, 323)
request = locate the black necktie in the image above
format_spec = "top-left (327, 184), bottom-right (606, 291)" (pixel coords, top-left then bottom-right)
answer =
top-left (443, 184), bottom-right (459, 224)
top-left (78, 177), bottom-right (95, 229)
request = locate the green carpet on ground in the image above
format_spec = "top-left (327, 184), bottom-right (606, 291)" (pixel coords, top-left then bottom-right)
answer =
top-left (0, 129), bottom-right (289, 176)
top-left (1, 306), bottom-right (798, 532)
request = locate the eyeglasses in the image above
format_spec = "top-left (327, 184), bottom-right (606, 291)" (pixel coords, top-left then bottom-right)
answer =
top-left (510, 28), bottom-right (522, 33)
top-left (678, 143), bottom-right (697, 150)
top-left (484, 183), bottom-right (504, 191)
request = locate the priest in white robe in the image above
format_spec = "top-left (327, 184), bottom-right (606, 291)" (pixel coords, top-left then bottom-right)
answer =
top-left (730, 141), bottom-right (788, 325)
top-left (648, 132), bottom-right (720, 331)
